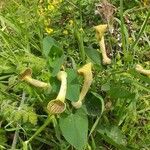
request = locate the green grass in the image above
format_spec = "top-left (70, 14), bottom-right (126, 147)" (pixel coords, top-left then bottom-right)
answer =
top-left (0, 0), bottom-right (150, 149)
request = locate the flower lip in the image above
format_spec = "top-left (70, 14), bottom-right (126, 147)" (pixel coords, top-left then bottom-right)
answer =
top-left (47, 99), bottom-right (66, 114)
top-left (47, 71), bottom-right (67, 114)
top-left (19, 68), bottom-right (32, 80)
top-left (94, 24), bottom-right (108, 40)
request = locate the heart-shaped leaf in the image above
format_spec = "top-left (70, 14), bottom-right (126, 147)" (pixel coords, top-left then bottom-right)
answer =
top-left (85, 47), bottom-right (101, 65)
top-left (59, 109), bottom-right (88, 150)
top-left (42, 36), bottom-right (64, 76)
top-left (85, 92), bottom-right (104, 116)
top-left (109, 83), bottom-right (135, 99)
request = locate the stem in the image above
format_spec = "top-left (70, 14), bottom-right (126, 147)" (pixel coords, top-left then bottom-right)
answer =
top-left (28, 115), bottom-right (53, 143)
top-left (131, 11), bottom-right (150, 55)
top-left (11, 92), bottom-right (26, 150)
top-left (74, 24), bottom-right (85, 63)
top-left (89, 117), bottom-right (101, 136)
top-left (11, 130), bottom-right (19, 150)
top-left (119, 0), bottom-right (127, 62)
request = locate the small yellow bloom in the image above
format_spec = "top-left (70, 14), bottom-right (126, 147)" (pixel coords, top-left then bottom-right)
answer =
top-left (63, 30), bottom-right (68, 35)
top-left (79, 28), bottom-right (84, 32)
top-left (69, 20), bottom-right (74, 26)
top-left (52, 0), bottom-right (62, 5)
top-left (142, 0), bottom-right (149, 6)
top-left (48, 4), bottom-right (55, 11)
top-left (128, 37), bottom-right (133, 43)
top-left (45, 27), bottom-right (53, 34)
top-left (44, 19), bottom-right (51, 26)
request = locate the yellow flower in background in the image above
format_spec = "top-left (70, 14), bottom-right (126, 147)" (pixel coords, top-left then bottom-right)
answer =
top-left (128, 37), bottom-right (133, 44)
top-left (44, 19), bottom-right (51, 26)
top-left (48, 0), bottom-right (62, 5)
top-left (63, 30), bottom-right (68, 35)
top-left (79, 28), bottom-right (84, 32)
top-left (45, 27), bottom-right (53, 34)
top-left (52, 0), bottom-right (62, 5)
top-left (69, 20), bottom-right (74, 26)
top-left (48, 4), bottom-right (55, 11)
top-left (37, 7), bottom-right (45, 16)
top-left (142, 0), bottom-right (149, 6)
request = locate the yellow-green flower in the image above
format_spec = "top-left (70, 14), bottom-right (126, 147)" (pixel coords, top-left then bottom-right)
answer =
top-left (44, 19), bottom-right (51, 26)
top-left (79, 28), bottom-right (84, 32)
top-left (128, 37), bottom-right (133, 44)
top-left (48, 4), bottom-right (55, 11)
top-left (52, 0), bottom-right (62, 5)
top-left (69, 20), bottom-right (74, 26)
top-left (142, 0), bottom-right (149, 6)
top-left (63, 30), bottom-right (68, 35)
top-left (45, 27), bottom-right (53, 34)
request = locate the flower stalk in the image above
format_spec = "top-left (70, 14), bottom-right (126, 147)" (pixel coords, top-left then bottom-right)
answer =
top-left (72, 63), bottom-right (93, 109)
top-left (94, 24), bottom-right (111, 65)
top-left (47, 71), bottom-right (67, 114)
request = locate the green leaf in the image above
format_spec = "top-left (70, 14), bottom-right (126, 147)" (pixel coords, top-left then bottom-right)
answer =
top-left (85, 92), bottom-right (104, 116)
top-left (66, 68), bottom-right (80, 102)
top-left (85, 47), bottom-right (101, 65)
top-left (0, 15), bottom-right (20, 33)
top-left (42, 36), bottom-right (65, 76)
top-left (109, 82), bottom-right (135, 99)
top-left (101, 82), bottom-right (110, 92)
top-left (59, 109), bottom-right (88, 150)
top-left (48, 53), bottom-right (65, 76)
top-left (98, 125), bottom-right (127, 149)
top-left (43, 36), bottom-right (63, 58)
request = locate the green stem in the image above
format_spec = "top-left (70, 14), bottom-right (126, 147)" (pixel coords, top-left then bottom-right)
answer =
top-left (28, 115), bottom-right (53, 143)
top-left (74, 24), bottom-right (85, 63)
top-left (11, 92), bottom-right (26, 150)
top-left (23, 115), bottom-right (53, 150)
top-left (131, 11), bottom-right (150, 55)
top-left (11, 129), bottom-right (19, 150)
top-left (89, 117), bottom-right (101, 136)
top-left (119, 0), bottom-right (127, 62)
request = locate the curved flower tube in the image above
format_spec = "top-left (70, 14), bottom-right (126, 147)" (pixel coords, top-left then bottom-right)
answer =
top-left (94, 24), bottom-right (111, 65)
top-left (135, 64), bottom-right (150, 77)
top-left (72, 63), bottom-right (93, 109)
top-left (19, 68), bottom-right (51, 89)
top-left (47, 71), bottom-right (67, 114)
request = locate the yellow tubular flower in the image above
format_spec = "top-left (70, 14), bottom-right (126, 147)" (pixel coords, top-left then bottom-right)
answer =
top-left (135, 64), bottom-right (150, 77)
top-left (19, 68), bottom-right (51, 89)
top-left (72, 63), bottom-right (93, 109)
top-left (47, 71), bottom-right (67, 114)
top-left (94, 24), bottom-right (111, 65)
